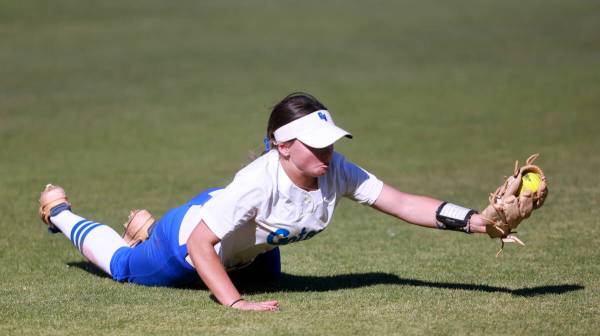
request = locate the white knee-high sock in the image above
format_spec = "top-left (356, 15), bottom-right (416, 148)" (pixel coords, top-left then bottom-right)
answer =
top-left (50, 210), bottom-right (128, 276)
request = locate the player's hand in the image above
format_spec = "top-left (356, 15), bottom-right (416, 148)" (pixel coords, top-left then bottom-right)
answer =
top-left (467, 214), bottom-right (488, 234)
top-left (230, 299), bottom-right (279, 312)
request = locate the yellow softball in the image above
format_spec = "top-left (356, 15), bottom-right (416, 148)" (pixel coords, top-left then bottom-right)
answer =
top-left (519, 172), bottom-right (542, 194)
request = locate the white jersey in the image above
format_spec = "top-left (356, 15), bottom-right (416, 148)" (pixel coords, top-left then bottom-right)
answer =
top-left (179, 150), bottom-right (383, 270)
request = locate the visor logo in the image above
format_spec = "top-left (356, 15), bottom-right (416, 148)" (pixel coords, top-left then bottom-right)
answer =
top-left (318, 112), bottom-right (328, 121)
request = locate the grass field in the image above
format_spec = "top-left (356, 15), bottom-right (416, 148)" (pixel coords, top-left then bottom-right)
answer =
top-left (1, 0), bottom-right (599, 335)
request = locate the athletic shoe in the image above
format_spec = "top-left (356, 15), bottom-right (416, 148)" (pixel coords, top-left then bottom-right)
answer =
top-left (39, 184), bottom-right (71, 233)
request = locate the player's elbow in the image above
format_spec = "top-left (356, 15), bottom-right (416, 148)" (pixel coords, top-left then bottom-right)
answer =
top-left (186, 220), bottom-right (221, 256)
top-left (372, 184), bottom-right (413, 219)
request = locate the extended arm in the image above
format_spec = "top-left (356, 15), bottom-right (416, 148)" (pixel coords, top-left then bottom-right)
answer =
top-left (371, 184), bottom-right (487, 233)
top-left (186, 221), bottom-right (279, 311)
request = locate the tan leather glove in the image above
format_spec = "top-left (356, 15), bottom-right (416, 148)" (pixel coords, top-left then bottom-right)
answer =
top-left (481, 154), bottom-right (548, 255)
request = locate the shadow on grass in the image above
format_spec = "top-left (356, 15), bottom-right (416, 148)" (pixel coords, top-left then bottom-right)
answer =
top-left (68, 262), bottom-right (111, 278)
top-left (269, 273), bottom-right (584, 298)
top-left (68, 262), bottom-right (583, 297)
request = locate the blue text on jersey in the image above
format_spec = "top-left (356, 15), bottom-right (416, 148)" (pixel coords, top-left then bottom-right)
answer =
top-left (266, 227), bottom-right (324, 245)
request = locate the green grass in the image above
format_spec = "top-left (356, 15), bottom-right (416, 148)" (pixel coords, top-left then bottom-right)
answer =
top-left (1, 0), bottom-right (599, 335)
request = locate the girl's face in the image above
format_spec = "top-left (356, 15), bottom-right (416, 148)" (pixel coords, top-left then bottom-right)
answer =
top-left (280, 140), bottom-right (334, 177)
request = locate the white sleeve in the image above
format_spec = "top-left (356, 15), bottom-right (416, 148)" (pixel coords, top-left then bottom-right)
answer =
top-left (198, 177), bottom-right (266, 239)
top-left (336, 154), bottom-right (384, 205)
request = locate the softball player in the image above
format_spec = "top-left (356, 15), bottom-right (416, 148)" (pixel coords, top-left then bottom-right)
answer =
top-left (39, 92), bottom-right (492, 312)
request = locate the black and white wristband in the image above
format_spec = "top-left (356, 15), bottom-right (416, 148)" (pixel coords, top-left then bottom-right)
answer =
top-left (435, 202), bottom-right (477, 234)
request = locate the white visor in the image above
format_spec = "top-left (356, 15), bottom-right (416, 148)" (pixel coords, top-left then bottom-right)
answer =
top-left (273, 110), bottom-right (352, 148)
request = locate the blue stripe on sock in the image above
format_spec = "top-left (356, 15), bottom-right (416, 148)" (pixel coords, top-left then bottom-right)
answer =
top-left (78, 223), bottom-right (102, 251)
top-left (73, 221), bottom-right (93, 247)
top-left (70, 220), bottom-right (91, 245)
top-left (50, 203), bottom-right (71, 218)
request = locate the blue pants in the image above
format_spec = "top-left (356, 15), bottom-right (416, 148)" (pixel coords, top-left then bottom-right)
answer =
top-left (109, 188), bottom-right (281, 287)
